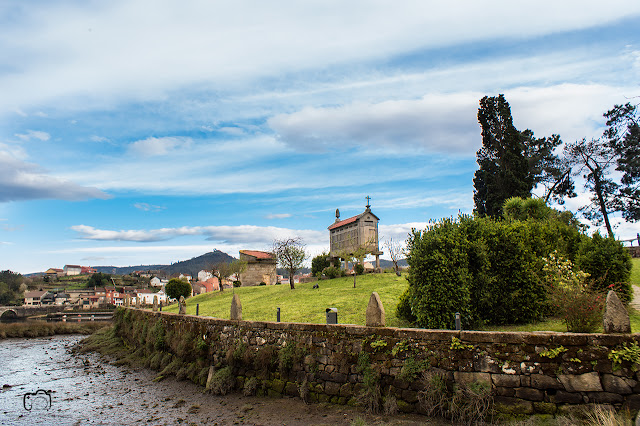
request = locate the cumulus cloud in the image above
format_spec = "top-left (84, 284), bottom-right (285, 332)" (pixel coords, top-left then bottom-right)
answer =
top-left (269, 94), bottom-right (481, 153)
top-left (14, 130), bottom-right (50, 142)
top-left (0, 150), bottom-right (110, 202)
top-left (128, 136), bottom-right (192, 157)
top-left (71, 224), bottom-right (326, 245)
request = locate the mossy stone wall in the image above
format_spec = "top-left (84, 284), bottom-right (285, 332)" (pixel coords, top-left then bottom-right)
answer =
top-left (116, 308), bottom-right (640, 416)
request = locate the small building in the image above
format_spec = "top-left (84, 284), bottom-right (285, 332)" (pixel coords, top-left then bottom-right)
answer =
top-left (64, 265), bottom-right (82, 276)
top-left (197, 270), bottom-right (213, 282)
top-left (45, 268), bottom-right (64, 279)
top-left (81, 266), bottom-right (97, 275)
top-left (24, 290), bottom-right (47, 306)
top-left (328, 197), bottom-right (383, 270)
top-left (238, 250), bottom-right (277, 286)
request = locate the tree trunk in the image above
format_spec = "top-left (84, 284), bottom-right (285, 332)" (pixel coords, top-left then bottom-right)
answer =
top-left (592, 168), bottom-right (614, 238)
top-left (289, 271), bottom-right (295, 290)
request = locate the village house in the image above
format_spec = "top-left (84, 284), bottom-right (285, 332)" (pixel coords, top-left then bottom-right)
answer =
top-left (64, 265), bottom-right (83, 276)
top-left (328, 197), bottom-right (383, 271)
top-left (238, 250), bottom-right (277, 286)
top-left (45, 268), bottom-right (64, 280)
top-left (150, 277), bottom-right (169, 288)
top-left (136, 289), bottom-right (167, 305)
top-left (197, 270), bottom-right (213, 281)
top-left (23, 290), bottom-right (47, 306)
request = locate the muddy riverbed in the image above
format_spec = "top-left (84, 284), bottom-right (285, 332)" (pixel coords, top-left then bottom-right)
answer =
top-left (0, 335), bottom-right (441, 425)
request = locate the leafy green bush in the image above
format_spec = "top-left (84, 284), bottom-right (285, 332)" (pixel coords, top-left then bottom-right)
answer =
top-left (233, 280), bottom-right (241, 288)
top-left (165, 278), bottom-right (192, 300)
top-left (576, 233), bottom-right (632, 303)
top-left (322, 266), bottom-right (341, 279)
top-left (311, 252), bottom-right (331, 277)
top-left (403, 203), bottom-right (588, 329)
top-left (542, 252), bottom-right (603, 332)
top-left (355, 263), bottom-right (365, 275)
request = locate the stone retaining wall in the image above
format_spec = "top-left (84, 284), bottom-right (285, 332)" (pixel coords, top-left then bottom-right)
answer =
top-left (117, 308), bottom-right (640, 417)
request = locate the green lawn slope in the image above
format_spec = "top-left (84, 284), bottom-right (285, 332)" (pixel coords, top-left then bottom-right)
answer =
top-left (631, 258), bottom-right (640, 287)
top-left (164, 273), bottom-right (411, 328)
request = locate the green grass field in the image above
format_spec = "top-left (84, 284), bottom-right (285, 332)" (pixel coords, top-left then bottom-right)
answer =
top-left (166, 259), bottom-right (640, 332)
top-left (631, 258), bottom-right (640, 287)
top-left (164, 273), bottom-right (412, 328)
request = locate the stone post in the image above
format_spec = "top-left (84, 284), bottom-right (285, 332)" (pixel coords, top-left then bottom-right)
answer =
top-left (366, 292), bottom-right (385, 327)
top-left (178, 296), bottom-right (186, 315)
top-left (230, 294), bottom-right (242, 320)
top-left (603, 290), bottom-right (631, 333)
top-left (153, 295), bottom-right (158, 312)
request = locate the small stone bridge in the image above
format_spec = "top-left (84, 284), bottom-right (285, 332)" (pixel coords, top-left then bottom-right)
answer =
top-left (0, 305), bottom-right (66, 319)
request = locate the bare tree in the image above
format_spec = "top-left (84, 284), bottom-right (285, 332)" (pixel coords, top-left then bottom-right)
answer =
top-left (211, 259), bottom-right (246, 292)
top-left (273, 237), bottom-right (307, 290)
top-left (384, 238), bottom-right (405, 276)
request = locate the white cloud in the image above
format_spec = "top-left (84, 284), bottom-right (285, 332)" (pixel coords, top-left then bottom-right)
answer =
top-left (90, 135), bottom-right (111, 143)
top-left (265, 213), bottom-right (292, 219)
top-left (128, 136), bottom-right (192, 157)
top-left (14, 130), bottom-right (50, 142)
top-left (0, 150), bottom-right (110, 202)
top-left (269, 93), bottom-right (482, 153)
top-left (1, 1), bottom-right (638, 115)
top-left (71, 224), bottom-right (326, 245)
top-left (133, 202), bottom-right (166, 212)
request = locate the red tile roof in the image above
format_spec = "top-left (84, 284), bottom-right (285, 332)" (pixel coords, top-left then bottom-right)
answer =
top-left (328, 215), bottom-right (359, 230)
top-left (240, 250), bottom-right (274, 259)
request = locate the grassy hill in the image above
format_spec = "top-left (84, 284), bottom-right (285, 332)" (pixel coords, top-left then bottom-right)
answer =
top-left (94, 250), bottom-right (235, 277)
top-left (165, 273), bottom-right (411, 328)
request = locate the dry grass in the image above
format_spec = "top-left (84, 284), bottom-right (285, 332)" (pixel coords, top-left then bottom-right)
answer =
top-left (0, 321), bottom-right (108, 339)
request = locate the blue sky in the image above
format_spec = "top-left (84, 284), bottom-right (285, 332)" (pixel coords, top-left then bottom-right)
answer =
top-left (1, 1), bottom-right (640, 274)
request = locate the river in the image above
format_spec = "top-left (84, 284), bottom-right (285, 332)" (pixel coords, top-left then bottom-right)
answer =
top-left (0, 335), bottom-right (435, 425)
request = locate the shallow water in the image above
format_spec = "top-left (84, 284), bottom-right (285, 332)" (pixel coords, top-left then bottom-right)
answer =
top-left (0, 335), bottom-right (436, 425)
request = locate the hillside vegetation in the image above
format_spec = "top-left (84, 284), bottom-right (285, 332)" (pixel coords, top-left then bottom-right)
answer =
top-left (164, 273), bottom-right (410, 327)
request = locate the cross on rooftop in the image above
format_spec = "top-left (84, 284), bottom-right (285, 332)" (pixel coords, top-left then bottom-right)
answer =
top-left (365, 195), bottom-right (371, 208)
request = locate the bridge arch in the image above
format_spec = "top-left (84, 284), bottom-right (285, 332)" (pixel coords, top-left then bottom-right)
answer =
top-left (0, 309), bottom-right (18, 319)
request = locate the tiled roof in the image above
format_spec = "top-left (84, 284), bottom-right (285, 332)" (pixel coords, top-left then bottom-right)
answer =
top-left (240, 250), bottom-right (274, 259)
top-left (328, 215), bottom-right (359, 230)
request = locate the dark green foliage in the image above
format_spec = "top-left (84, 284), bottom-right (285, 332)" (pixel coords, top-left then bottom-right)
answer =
top-left (86, 272), bottom-right (112, 288)
top-left (153, 320), bottom-right (165, 351)
top-left (165, 278), bottom-right (192, 300)
top-left (354, 263), bottom-right (365, 275)
top-left (209, 367), bottom-right (234, 395)
top-left (322, 266), bottom-right (341, 279)
top-left (400, 205), bottom-right (589, 328)
top-left (311, 253), bottom-right (331, 277)
top-left (576, 233), bottom-right (633, 302)
top-left (0, 270), bottom-right (25, 305)
top-left (474, 95), bottom-right (567, 217)
top-left (233, 280), bottom-right (241, 288)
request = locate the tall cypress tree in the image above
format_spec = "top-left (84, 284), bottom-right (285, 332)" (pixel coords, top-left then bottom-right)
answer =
top-left (473, 95), bottom-right (532, 217)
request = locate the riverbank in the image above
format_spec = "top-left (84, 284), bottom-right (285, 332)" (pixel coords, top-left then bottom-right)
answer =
top-left (0, 321), bottom-right (108, 339)
top-left (0, 332), bottom-right (439, 425)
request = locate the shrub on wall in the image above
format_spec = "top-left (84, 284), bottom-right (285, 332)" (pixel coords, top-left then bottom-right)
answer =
top-left (576, 232), bottom-right (633, 303)
top-left (400, 201), bottom-right (592, 329)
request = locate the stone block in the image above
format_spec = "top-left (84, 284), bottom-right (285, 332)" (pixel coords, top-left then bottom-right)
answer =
top-left (492, 374), bottom-right (520, 387)
top-left (473, 355), bottom-right (502, 373)
top-left (284, 381), bottom-right (298, 396)
top-left (558, 372), bottom-right (603, 392)
top-left (548, 390), bottom-right (583, 404)
top-left (325, 381), bottom-right (341, 395)
top-left (515, 387), bottom-right (544, 401)
top-left (623, 394), bottom-right (640, 411)
top-left (530, 374), bottom-right (563, 390)
top-left (365, 292), bottom-right (385, 327)
top-left (495, 387), bottom-right (515, 397)
top-left (603, 290), bottom-right (631, 333)
top-left (339, 383), bottom-right (353, 397)
top-left (602, 373), bottom-right (632, 394)
top-left (586, 392), bottom-right (624, 404)
top-left (230, 294), bottom-right (242, 320)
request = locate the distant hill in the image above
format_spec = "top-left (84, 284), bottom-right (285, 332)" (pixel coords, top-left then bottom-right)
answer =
top-left (93, 250), bottom-right (236, 277)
